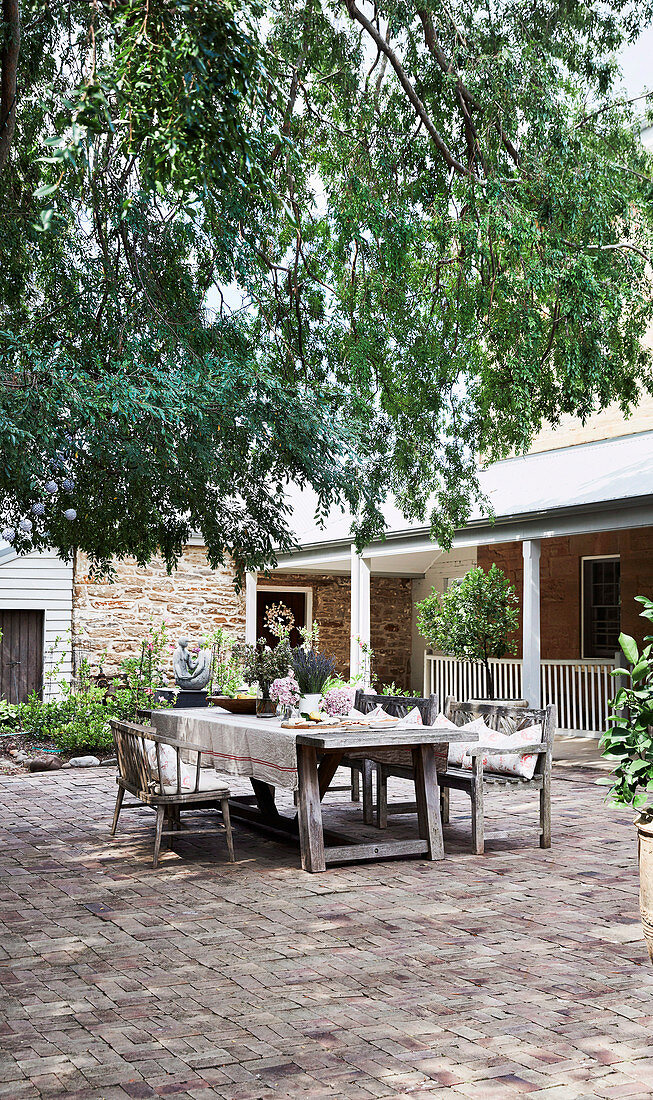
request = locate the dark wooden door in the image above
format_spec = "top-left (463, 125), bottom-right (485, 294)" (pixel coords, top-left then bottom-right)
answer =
top-left (256, 590), bottom-right (307, 649)
top-left (0, 610), bottom-right (44, 702)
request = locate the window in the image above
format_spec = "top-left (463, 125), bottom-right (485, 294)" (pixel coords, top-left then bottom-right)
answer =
top-left (582, 557), bottom-right (620, 658)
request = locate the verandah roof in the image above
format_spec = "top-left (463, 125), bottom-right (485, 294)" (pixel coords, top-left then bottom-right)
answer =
top-left (277, 429), bottom-right (653, 574)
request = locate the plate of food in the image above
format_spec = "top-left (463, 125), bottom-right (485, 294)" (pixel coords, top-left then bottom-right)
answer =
top-left (281, 714), bottom-right (343, 729)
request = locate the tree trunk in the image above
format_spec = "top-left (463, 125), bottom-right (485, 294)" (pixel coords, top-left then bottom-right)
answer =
top-left (0, 0), bottom-right (20, 173)
top-left (484, 658), bottom-right (495, 700)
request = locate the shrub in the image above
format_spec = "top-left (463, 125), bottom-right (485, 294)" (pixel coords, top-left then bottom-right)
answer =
top-left (15, 623), bottom-right (171, 754)
top-left (52, 712), bottom-right (113, 754)
top-left (416, 565), bottom-right (519, 700)
top-left (601, 597), bottom-right (653, 813)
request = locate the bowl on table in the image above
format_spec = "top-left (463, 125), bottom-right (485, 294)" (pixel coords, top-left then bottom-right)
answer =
top-left (208, 695), bottom-right (257, 715)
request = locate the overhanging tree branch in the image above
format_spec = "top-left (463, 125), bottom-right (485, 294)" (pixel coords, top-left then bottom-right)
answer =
top-left (342, 0), bottom-right (477, 180)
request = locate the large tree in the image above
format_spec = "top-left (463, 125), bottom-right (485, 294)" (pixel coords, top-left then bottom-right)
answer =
top-left (1, 0), bottom-right (652, 575)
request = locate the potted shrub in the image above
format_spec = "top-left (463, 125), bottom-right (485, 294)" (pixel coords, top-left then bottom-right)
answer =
top-left (601, 596), bottom-right (653, 962)
top-left (415, 565), bottom-right (520, 701)
top-left (291, 647), bottom-right (337, 716)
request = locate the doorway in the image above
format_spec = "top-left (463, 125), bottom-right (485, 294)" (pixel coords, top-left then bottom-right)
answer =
top-left (0, 609), bottom-right (45, 702)
top-left (256, 588), bottom-right (311, 648)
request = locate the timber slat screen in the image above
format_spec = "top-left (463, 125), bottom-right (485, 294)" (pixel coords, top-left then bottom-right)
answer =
top-left (0, 610), bottom-right (44, 702)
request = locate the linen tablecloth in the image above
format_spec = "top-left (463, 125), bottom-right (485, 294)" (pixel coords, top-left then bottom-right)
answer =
top-left (150, 708), bottom-right (301, 790)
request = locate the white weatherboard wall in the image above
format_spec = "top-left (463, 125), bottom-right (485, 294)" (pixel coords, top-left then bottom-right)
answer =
top-left (0, 547), bottom-right (74, 698)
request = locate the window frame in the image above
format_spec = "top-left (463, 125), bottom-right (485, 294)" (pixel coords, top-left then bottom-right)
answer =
top-left (580, 554), bottom-right (620, 659)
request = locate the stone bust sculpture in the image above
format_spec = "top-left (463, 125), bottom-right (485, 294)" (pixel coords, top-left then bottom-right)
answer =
top-left (173, 638), bottom-right (211, 691)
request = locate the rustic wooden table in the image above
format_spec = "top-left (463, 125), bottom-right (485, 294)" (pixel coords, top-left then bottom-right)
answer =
top-left (149, 709), bottom-right (475, 873)
top-left (224, 725), bottom-right (475, 873)
top-left (291, 727), bottom-right (474, 872)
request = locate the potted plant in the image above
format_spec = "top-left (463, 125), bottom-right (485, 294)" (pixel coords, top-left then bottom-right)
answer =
top-left (601, 595), bottom-right (653, 962)
top-left (232, 639), bottom-right (292, 717)
top-left (291, 647), bottom-right (337, 716)
top-left (415, 565), bottom-right (520, 701)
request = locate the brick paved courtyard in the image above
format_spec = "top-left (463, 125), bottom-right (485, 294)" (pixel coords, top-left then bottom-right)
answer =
top-left (1, 766), bottom-right (652, 1100)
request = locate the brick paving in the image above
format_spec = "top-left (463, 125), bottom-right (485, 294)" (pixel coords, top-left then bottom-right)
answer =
top-left (0, 766), bottom-right (652, 1100)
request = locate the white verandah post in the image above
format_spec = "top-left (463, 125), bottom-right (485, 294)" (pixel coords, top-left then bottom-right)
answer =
top-left (245, 571), bottom-right (258, 645)
top-left (359, 555), bottom-right (371, 686)
top-left (350, 547), bottom-right (371, 685)
top-left (522, 539), bottom-right (541, 707)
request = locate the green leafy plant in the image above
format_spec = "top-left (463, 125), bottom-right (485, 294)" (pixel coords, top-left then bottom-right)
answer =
top-left (205, 627), bottom-right (244, 697)
top-left (15, 625), bottom-right (170, 752)
top-left (232, 640), bottom-right (291, 696)
top-left (51, 710), bottom-right (113, 754)
top-left (416, 566), bottom-right (519, 700)
top-left (380, 683), bottom-right (411, 697)
top-left (601, 597), bottom-right (653, 814)
top-left (0, 698), bottom-right (20, 727)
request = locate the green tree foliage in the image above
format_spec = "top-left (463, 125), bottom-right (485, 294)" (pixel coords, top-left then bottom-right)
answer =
top-left (1, 1), bottom-right (653, 573)
top-left (416, 565), bottom-right (519, 698)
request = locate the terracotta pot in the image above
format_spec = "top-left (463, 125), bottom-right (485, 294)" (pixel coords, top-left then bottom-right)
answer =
top-left (636, 814), bottom-right (653, 962)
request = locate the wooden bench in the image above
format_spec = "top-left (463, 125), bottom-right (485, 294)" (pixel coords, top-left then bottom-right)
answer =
top-left (109, 719), bottom-right (235, 868)
top-left (373, 698), bottom-right (556, 854)
top-left (439, 699), bottom-right (556, 854)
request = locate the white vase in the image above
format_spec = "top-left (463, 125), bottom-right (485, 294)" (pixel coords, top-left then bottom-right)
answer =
top-left (299, 692), bottom-right (322, 716)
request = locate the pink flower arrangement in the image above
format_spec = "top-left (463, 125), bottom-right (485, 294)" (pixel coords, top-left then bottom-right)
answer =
top-left (269, 675), bottom-right (301, 707)
top-left (322, 685), bottom-right (355, 717)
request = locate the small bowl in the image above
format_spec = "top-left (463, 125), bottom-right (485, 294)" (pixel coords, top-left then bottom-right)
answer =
top-left (208, 695), bottom-right (257, 715)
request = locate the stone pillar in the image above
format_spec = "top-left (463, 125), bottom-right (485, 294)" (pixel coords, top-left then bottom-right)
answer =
top-left (522, 540), bottom-right (541, 707)
top-left (245, 571), bottom-right (257, 645)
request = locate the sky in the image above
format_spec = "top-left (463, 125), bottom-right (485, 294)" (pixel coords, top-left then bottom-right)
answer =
top-left (620, 24), bottom-right (653, 102)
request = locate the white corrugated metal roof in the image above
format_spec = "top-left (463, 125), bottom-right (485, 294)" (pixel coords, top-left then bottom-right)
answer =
top-left (285, 430), bottom-right (653, 549)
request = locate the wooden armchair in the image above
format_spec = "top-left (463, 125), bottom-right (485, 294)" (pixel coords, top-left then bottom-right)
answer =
top-left (440, 698), bottom-right (557, 854)
top-left (110, 719), bottom-right (235, 869)
top-left (343, 691), bottom-right (440, 825)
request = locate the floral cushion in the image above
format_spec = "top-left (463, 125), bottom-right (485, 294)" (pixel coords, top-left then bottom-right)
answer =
top-left (445, 716), bottom-right (491, 766)
top-left (461, 723), bottom-right (543, 779)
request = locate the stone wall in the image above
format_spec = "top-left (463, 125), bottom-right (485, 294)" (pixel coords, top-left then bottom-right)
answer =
top-left (73, 551), bottom-right (415, 689)
top-left (260, 572), bottom-right (414, 689)
top-left (528, 396), bottom-right (653, 454)
top-left (477, 527), bottom-right (653, 658)
top-left (73, 547), bottom-right (246, 675)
